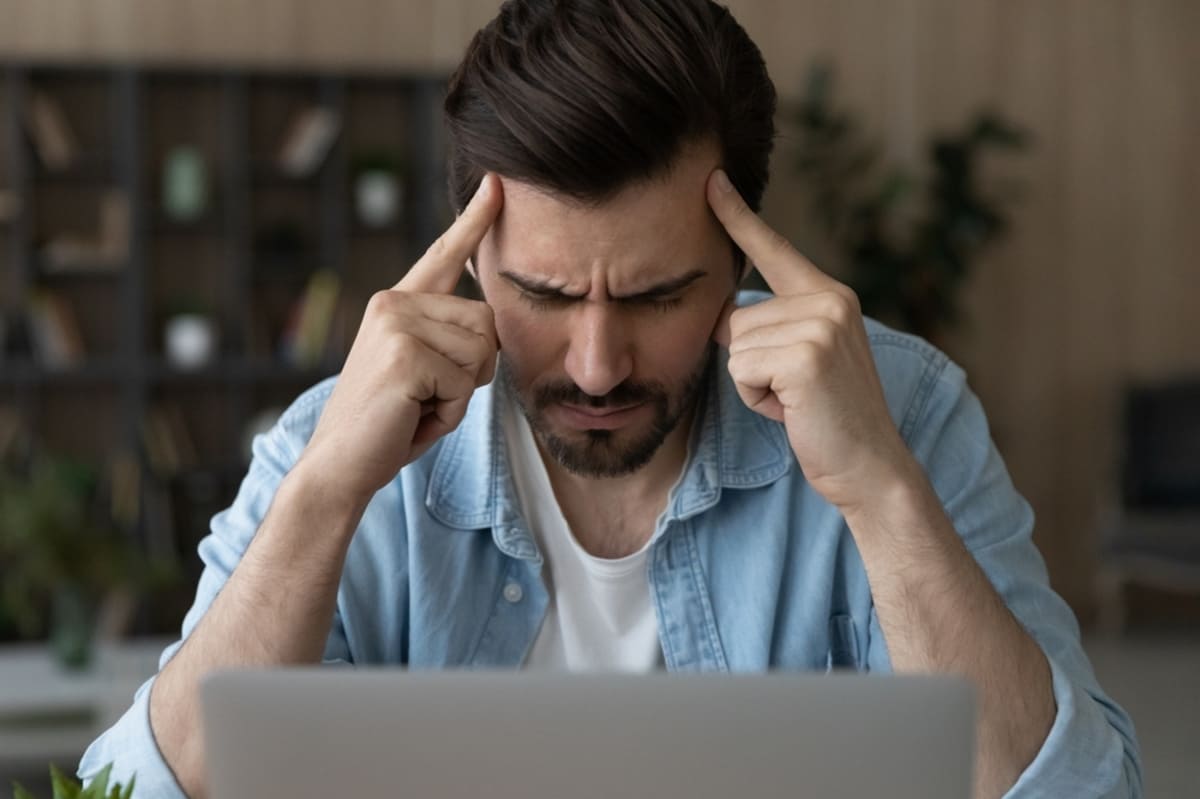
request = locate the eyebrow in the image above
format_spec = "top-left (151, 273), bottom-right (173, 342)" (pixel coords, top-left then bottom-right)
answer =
top-left (498, 268), bottom-right (707, 302)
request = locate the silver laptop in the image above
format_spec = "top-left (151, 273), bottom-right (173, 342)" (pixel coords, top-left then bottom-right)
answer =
top-left (202, 669), bottom-right (974, 799)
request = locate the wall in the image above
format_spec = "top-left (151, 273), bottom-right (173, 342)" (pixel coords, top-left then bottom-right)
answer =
top-left (3, 0), bottom-right (1198, 614)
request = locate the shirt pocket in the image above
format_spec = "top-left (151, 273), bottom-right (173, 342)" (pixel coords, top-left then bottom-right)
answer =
top-left (824, 613), bottom-right (862, 672)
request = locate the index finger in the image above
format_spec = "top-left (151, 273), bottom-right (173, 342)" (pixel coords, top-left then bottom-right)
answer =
top-left (705, 169), bottom-right (831, 296)
top-left (397, 173), bottom-right (503, 294)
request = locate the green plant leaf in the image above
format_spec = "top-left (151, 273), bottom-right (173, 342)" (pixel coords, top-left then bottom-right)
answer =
top-left (47, 764), bottom-right (81, 799)
top-left (13, 782), bottom-right (39, 799)
top-left (81, 763), bottom-right (112, 799)
top-left (117, 775), bottom-right (135, 799)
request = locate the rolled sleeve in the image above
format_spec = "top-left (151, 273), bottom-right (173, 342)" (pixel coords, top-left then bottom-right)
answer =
top-left (77, 380), bottom-right (345, 793)
top-left (1005, 654), bottom-right (1142, 798)
top-left (900, 355), bottom-right (1142, 797)
top-left (78, 672), bottom-right (186, 797)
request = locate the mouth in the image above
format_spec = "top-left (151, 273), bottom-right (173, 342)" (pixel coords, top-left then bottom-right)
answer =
top-left (553, 401), bottom-right (648, 431)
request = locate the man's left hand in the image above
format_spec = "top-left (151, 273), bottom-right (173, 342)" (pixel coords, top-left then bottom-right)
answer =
top-left (706, 168), bottom-right (918, 514)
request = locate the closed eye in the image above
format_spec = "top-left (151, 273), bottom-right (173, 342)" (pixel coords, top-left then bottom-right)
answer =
top-left (502, 268), bottom-right (703, 313)
top-left (625, 295), bottom-right (684, 313)
top-left (517, 290), bottom-right (684, 314)
top-left (517, 290), bottom-right (575, 311)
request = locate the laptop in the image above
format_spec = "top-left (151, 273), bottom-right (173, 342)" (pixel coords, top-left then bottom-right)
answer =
top-left (201, 669), bottom-right (975, 799)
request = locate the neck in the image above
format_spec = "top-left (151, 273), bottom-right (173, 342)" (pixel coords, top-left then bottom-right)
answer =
top-left (536, 405), bottom-right (696, 558)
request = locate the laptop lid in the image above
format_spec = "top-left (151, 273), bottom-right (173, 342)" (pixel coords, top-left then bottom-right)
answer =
top-left (202, 669), bottom-right (974, 799)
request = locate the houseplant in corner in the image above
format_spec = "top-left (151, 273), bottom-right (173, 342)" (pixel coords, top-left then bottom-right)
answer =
top-left (0, 456), bottom-right (147, 669)
top-left (789, 64), bottom-right (1029, 345)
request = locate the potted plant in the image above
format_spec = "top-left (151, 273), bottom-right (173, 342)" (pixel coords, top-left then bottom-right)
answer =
top-left (163, 295), bottom-right (218, 370)
top-left (788, 64), bottom-right (1029, 345)
top-left (0, 456), bottom-right (149, 669)
top-left (351, 150), bottom-right (406, 229)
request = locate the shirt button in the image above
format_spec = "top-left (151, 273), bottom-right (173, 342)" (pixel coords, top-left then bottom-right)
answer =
top-left (503, 582), bottom-right (524, 603)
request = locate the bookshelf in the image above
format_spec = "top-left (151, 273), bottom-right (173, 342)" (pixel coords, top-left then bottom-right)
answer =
top-left (0, 63), bottom-right (451, 635)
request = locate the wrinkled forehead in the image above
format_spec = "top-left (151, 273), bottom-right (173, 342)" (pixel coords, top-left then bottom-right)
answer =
top-left (479, 148), bottom-right (727, 290)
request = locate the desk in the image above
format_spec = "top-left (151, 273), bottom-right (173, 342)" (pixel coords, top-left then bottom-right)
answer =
top-left (0, 638), bottom-right (169, 769)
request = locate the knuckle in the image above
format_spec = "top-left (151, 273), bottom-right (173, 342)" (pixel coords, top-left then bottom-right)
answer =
top-left (727, 306), bottom-right (751, 338)
top-left (830, 286), bottom-right (860, 317)
top-left (387, 330), bottom-right (422, 366)
top-left (793, 341), bottom-right (824, 373)
top-left (365, 289), bottom-right (396, 316)
top-left (840, 285), bottom-right (862, 312)
top-left (824, 293), bottom-right (853, 325)
top-left (811, 318), bottom-right (839, 347)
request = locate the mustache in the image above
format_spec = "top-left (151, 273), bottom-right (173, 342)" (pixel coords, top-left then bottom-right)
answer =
top-left (533, 380), bottom-right (667, 410)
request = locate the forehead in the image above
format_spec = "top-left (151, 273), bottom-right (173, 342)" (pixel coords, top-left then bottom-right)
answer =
top-left (482, 145), bottom-right (725, 287)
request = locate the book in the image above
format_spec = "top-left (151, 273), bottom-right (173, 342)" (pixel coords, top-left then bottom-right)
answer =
top-left (140, 402), bottom-right (199, 478)
top-left (283, 268), bottom-right (342, 368)
top-left (108, 450), bottom-right (143, 528)
top-left (39, 190), bottom-right (129, 273)
top-left (26, 92), bottom-right (79, 170)
top-left (277, 107), bottom-right (341, 177)
top-left (26, 291), bottom-right (85, 366)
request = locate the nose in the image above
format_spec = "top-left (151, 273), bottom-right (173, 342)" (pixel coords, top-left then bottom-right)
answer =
top-left (564, 303), bottom-right (634, 397)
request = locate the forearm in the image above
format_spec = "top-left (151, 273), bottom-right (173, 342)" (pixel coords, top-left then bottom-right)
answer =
top-left (843, 462), bottom-right (1055, 799)
top-left (149, 461), bottom-right (367, 798)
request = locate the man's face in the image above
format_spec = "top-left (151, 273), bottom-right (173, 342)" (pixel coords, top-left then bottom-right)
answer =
top-left (474, 144), bottom-right (737, 478)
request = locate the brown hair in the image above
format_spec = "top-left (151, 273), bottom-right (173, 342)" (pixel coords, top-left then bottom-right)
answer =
top-left (444, 0), bottom-right (776, 268)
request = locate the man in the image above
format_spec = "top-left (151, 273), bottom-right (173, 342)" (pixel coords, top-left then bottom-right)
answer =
top-left (81, 1), bottom-right (1141, 797)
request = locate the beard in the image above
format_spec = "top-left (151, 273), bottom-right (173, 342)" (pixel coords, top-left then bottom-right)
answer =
top-left (499, 345), bottom-right (713, 479)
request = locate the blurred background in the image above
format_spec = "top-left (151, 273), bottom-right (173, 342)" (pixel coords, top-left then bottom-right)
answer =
top-left (0, 0), bottom-right (1196, 795)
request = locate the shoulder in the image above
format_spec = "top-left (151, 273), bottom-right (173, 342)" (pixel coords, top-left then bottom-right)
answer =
top-left (253, 376), bottom-right (339, 460)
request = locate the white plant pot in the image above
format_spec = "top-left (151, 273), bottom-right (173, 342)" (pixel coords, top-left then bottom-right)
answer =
top-left (165, 314), bottom-right (217, 369)
top-left (355, 170), bottom-right (402, 228)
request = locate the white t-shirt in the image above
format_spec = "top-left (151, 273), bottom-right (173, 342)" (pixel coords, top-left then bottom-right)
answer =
top-left (502, 397), bottom-right (674, 672)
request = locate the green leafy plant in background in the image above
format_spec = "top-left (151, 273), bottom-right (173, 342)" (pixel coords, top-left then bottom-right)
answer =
top-left (11, 763), bottom-right (133, 799)
top-left (0, 456), bottom-right (165, 667)
top-left (790, 64), bottom-right (1029, 345)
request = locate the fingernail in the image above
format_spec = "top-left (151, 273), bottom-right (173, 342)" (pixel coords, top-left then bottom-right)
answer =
top-left (714, 169), bottom-right (733, 193)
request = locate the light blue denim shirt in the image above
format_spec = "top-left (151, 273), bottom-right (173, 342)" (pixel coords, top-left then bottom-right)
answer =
top-left (80, 299), bottom-right (1141, 798)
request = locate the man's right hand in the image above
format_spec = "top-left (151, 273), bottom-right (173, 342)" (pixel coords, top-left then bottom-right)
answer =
top-left (298, 173), bottom-right (503, 506)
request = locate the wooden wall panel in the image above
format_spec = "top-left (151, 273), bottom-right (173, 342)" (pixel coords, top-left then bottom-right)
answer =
top-left (2, 0), bottom-right (1197, 614)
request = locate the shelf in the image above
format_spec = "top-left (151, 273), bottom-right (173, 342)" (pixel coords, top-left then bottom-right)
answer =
top-left (2, 62), bottom-right (444, 639)
top-left (0, 359), bottom-right (335, 388)
top-left (349, 221), bottom-right (408, 237)
top-left (145, 358), bottom-right (336, 385)
top-left (165, 461), bottom-right (255, 483)
top-left (252, 253), bottom-right (321, 279)
top-left (0, 359), bottom-right (127, 386)
top-left (149, 215), bottom-right (224, 237)
top-left (251, 160), bottom-right (321, 185)
top-left (33, 258), bottom-right (127, 281)
top-left (32, 157), bottom-right (115, 184)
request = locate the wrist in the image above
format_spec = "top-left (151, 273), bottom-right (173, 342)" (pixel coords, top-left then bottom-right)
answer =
top-left (838, 455), bottom-right (939, 539)
top-left (290, 447), bottom-right (376, 512)
top-left (275, 456), bottom-right (373, 547)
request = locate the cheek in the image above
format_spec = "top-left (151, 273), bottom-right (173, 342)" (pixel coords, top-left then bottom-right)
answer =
top-left (493, 306), bottom-right (561, 377)
top-left (635, 312), bottom-right (714, 371)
